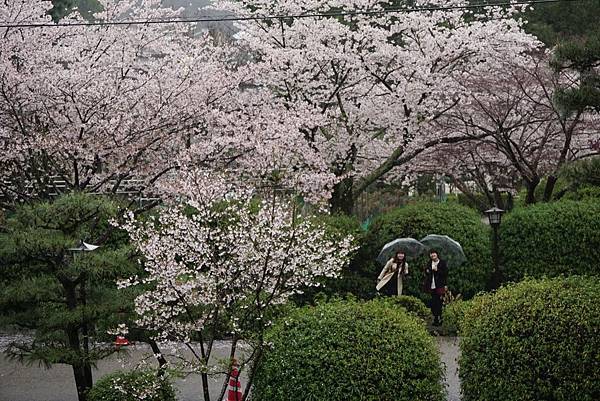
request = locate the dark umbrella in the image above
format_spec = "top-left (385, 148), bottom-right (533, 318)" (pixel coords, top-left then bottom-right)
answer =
top-left (419, 234), bottom-right (467, 267)
top-left (376, 238), bottom-right (426, 265)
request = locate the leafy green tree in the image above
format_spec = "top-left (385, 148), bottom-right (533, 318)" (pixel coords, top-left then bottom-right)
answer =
top-left (0, 193), bottom-right (137, 401)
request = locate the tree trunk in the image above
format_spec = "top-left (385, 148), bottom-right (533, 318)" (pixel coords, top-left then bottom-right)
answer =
top-left (329, 176), bottom-right (355, 215)
top-left (80, 279), bottom-right (93, 391)
top-left (64, 282), bottom-right (90, 401)
top-left (492, 188), bottom-right (505, 210)
top-left (524, 177), bottom-right (540, 205)
top-left (506, 192), bottom-right (514, 211)
top-left (71, 363), bottom-right (89, 401)
top-left (196, 333), bottom-right (211, 401)
top-left (149, 340), bottom-right (168, 376)
top-left (543, 175), bottom-right (558, 202)
top-left (217, 336), bottom-right (239, 401)
top-left (241, 347), bottom-right (263, 401)
top-left (148, 340), bottom-right (171, 400)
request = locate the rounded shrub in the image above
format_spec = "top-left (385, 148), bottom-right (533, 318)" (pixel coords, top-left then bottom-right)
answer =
top-left (252, 299), bottom-right (444, 401)
top-left (361, 202), bottom-right (491, 300)
top-left (377, 294), bottom-right (432, 321)
top-left (459, 276), bottom-right (600, 401)
top-left (87, 369), bottom-right (176, 401)
top-left (499, 200), bottom-right (600, 281)
top-left (295, 214), bottom-right (369, 304)
top-left (441, 299), bottom-right (473, 336)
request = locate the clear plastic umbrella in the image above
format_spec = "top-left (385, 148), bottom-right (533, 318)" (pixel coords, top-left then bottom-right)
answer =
top-left (419, 234), bottom-right (467, 267)
top-left (376, 238), bottom-right (426, 265)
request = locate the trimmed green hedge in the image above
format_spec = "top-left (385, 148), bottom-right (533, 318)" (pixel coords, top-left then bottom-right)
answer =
top-left (460, 277), bottom-right (600, 401)
top-left (377, 294), bottom-right (432, 321)
top-left (361, 202), bottom-right (491, 300)
top-left (500, 200), bottom-right (600, 281)
top-left (441, 299), bottom-right (473, 336)
top-left (87, 369), bottom-right (176, 401)
top-left (561, 184), bottom-right (600, 201)
top-left (253, 299), bottom-right (444, 401)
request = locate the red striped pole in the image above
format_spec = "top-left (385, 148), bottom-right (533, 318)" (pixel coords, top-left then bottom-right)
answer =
top-left (227, 360), bottom-right (243, 401)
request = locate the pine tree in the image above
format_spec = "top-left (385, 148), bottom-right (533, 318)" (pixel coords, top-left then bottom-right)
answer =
top-left (552, 32), bottom-right (600, 113)
top-left (0, 193), bottom-right (137, 401)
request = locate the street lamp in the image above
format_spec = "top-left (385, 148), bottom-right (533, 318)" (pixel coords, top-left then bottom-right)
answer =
top-left (485, 207), bottom-right (504, 289)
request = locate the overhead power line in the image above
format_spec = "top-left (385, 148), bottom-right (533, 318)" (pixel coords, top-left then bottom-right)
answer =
top-left (0, 0), bottom-right (581, 29)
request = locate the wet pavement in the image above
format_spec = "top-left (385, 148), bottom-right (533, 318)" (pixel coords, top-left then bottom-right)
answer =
top-left (0, 336), bottom-right (461, 401)
top-left (436, 336), bottom-right (461, 401)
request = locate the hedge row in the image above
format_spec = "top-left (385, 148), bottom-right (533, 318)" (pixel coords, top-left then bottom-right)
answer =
top-left (500, 200), bottom-right (600, 281)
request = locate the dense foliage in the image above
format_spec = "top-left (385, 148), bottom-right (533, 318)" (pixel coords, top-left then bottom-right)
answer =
top-left (0, 193), bottom-right (136, 400)
top-left (295, 214), bottom-right (368, 303)
top-left (441, 299), bottom-right (473, 336)
top-left (522, 0), bottom-right (600, 45)
top-left (87, 370), bottom-right (176, 401)
top-left (377, 295), bottom-right (432, 322)
top-left (359, 202), bottom-right (491, 300)
top-left (252, 299), bottom-right (444, 401)
top-left (460, 277), bottom-right (600, 401)
top-left (556, 157), bottom-right (600, 200)
top-left (552, 30), bottom-right (600, 113)
top-left (499, 200), bottom-right (600, 281)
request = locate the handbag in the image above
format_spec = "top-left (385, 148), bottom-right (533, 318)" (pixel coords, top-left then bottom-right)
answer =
top-left (434, 287), bottom-right (446, 296)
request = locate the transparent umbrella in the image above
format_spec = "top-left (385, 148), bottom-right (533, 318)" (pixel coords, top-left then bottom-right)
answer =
top-left (419, 234), bottom-right (467, 267)
top-left (376, 238), bottom-right (426, 265)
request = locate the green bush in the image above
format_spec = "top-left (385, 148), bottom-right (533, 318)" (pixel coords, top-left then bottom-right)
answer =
top-left (377, 295), bottom-right (431, 321)
top-left (441, 299), bottom-right (473, 336)
top-left (561, 184), bottom-right (600, 201)
top-left (253, 299), bottom-right (444, 401)
top-left (360, 202), bottom-right (491, 300)
top-left (499, 200), bottom-right (600, 281)
top-left (295, 214), bottom-right (369, 304)
top-left (459, 277), bottom-right (600, 401)
top-left (88, 369), bottom-right (176, 401)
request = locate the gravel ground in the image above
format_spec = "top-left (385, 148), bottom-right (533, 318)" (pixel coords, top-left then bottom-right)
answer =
top-left (0, 335), bottom-right (461, 401)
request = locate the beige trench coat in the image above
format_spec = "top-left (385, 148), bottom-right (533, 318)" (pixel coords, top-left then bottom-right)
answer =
top-left (376, 258), bottom-right (409, 295)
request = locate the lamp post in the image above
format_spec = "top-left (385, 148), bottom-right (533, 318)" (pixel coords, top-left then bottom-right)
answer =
top-left (485, 207), bottom-right (504, 289)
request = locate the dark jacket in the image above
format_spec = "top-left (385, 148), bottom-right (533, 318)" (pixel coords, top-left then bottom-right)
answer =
top-left (423, 259), bottom-right (448, 291)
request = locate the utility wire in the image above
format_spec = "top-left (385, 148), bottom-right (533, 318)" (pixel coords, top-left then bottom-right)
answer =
top-left (0, 0), bottom-right (582, 29)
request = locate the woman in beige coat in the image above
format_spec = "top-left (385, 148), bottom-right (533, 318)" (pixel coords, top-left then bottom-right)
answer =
top-left (376, 251), bottom-right (409, 296)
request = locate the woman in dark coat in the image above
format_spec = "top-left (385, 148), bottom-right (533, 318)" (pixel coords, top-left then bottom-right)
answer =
top-left (423, 249), bottom-right (448, 326)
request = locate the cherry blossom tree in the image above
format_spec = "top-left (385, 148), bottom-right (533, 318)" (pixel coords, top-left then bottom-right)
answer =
top-left (0, 0), bottom-right (335, 207)
top-left (215, 0), bottom-right (542, 213)
top-left (118, 169), bottom-right (355, 401)
top-left (0, 0), bottom-right (223, 202)
top-left (417, 51), bottom-right (596, 205)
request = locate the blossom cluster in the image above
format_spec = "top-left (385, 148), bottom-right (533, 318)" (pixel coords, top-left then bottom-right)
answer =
top-left (118, 170), bottom-right (355, 341)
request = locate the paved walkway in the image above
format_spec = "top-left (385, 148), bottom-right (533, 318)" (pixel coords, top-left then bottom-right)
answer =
top-left (436, 336), bottom-right (461, 401)
top-left (0, 337), bottom-right (461, 401)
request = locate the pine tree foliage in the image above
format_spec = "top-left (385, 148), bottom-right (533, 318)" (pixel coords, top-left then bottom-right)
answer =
top-left (552, 33), bottom-right (600, 113)
top-left (0, 193), bottom-right (137, 400)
